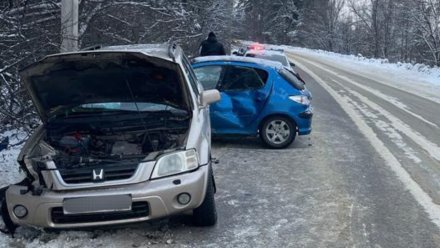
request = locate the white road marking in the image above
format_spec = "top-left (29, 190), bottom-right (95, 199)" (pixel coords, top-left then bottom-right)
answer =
top-left (292, 59), bottom-right (440, 229)
top-left (291, 50), bottom-right (440, 105)
top-left (292, 56), bottom-right (440, 162)
top-left (333, 78), bottom-right (440, 162)
top-left (339, 88), bottom-right (423, 164)
top-left (296, 56), bottom-right (438, 128)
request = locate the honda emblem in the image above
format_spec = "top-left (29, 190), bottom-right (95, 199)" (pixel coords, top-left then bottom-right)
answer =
top-left (92, 169), bottom-right (104, 182)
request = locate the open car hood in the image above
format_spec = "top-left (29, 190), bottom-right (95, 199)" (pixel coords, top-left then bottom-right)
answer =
top-left (20, 51), bottom-right (190, 123)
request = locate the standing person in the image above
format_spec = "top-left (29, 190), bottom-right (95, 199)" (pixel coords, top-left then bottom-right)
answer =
top-left (199, 32), bottom-right (226, 56)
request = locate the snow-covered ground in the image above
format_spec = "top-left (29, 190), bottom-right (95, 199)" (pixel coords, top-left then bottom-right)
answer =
top-left (280, 46), bottom-right (440, 104)
top-left (0, 128), bottom-right (27, 188)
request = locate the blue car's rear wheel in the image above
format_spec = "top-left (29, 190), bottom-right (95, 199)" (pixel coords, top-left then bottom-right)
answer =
top-left (260, 116), bottom-right (296, 149)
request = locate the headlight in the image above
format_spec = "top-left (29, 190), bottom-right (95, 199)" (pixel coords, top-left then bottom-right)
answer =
top-left (151, 150), bottom-right (199, 179)
top-left (289, 95), bottom-right (310, 105)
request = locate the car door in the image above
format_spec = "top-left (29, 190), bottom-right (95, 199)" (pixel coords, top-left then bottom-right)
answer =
top-left (216, 64), bottom-right (271, 133)
top-left (194, 64), bottom-right (272, 134)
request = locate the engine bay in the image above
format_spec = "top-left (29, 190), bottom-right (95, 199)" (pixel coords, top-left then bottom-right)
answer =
top-left (31, 113), bottom-right (190, 170)
top-left (49, 131), bottom-right (177, 168)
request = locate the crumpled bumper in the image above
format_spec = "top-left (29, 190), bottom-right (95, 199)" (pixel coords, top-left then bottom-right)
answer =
top-left (297, 107), bottom-right (313, 135)
top-left (5, 165), bottom-right (209, 229)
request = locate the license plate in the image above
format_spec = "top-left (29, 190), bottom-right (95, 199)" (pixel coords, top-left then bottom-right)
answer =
top-left (63, 195), bottom-right (132, 215)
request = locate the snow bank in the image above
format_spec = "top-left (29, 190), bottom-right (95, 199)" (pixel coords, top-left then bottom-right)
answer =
top-left (272, 45), bottom-right (440, 103)
top-left (287, 47), bottom-right (440, 83)
top-left (0, 129), bottom-right (27, 188)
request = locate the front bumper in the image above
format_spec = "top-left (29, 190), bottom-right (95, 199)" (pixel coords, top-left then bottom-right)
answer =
top-left (299, 109), bottom-right (313, 119)
top-left (5, 165), bottom-right (209, 228)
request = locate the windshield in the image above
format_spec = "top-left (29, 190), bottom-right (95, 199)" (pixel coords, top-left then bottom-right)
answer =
top-left (76, 102), bottom-right (179, 112)
top-left (47, 101), bottom-right (187, 121)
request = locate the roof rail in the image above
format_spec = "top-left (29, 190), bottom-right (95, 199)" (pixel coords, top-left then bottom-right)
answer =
top-left (81, 45), bottom-right (102, 51)
top-left (168, 43), bottom-right (177, 62)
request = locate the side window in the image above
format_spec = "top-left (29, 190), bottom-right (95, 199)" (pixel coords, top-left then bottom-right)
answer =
top-left (182, 55), bottom-right (199, 94)
top-left (221, 66), bottom-right (268, 91)
top-left (193, 66), bottom-right (224, 90)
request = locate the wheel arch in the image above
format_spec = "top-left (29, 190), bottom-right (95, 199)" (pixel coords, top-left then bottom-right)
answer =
top-left (258, 113), bottom-right (298, 134)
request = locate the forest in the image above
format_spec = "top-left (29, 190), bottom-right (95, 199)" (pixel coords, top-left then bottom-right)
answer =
top-left (1, 0), bottom-right (439, 135)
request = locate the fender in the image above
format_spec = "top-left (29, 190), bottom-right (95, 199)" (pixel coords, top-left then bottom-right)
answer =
top-left (0, 178), bottom-right (33, 236)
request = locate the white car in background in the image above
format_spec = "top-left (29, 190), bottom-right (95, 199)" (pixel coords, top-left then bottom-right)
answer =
top-left (245, 49), bottom-right (312, 100)
top-left (245, 50), bottom-right (296, 71)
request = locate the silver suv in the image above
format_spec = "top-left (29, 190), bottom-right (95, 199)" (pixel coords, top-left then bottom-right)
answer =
top-left (1, 44), bottom-right (220, 231)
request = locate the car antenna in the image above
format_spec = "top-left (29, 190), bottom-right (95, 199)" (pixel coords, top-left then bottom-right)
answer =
top-left (123, 76), bottom-right (156, 152)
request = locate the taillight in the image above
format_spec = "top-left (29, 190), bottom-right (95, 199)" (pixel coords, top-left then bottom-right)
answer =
top-left (289, 95), bottom-right (310, 106)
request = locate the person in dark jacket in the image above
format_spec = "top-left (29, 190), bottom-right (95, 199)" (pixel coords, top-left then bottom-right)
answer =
top-left (199, 32), bottom-right (226, 56)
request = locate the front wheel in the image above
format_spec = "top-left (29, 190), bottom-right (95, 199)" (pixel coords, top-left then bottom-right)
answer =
top-left (260, 116), bottom-right (296, 149)
top-left (192, 168), bottom-right (217, 226)
top-left (1, 199), bottom-right (17, 235)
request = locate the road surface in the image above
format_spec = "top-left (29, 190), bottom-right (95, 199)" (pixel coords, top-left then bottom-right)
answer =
top-left (1, 52), bottom-right (440, 248)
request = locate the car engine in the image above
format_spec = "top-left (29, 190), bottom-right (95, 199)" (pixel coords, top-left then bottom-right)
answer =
top-left (25, 112), bottom-right (190, 171)
top-left (43, 129), bottom-right (185, 169)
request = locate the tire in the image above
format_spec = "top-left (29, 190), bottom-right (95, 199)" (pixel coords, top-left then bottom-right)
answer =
top-left (192, 168), bottom-right (217, 226)
top-left (260, 116), bottom-right (296, 149)
top-left (1, 198), bottom-right (17, 235)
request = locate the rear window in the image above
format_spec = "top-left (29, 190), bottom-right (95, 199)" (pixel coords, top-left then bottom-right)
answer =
top-left (279, 69), bottom-right (305, 90)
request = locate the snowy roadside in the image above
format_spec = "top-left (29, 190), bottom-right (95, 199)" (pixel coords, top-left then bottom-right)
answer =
top-left (0, 129), bottom-right (27, 188)
top-left (280, 46), bottom-right (440, 104)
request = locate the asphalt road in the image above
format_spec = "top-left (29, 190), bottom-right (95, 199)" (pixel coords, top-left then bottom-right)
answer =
top-left (2, 53), bottom-right (440, 247)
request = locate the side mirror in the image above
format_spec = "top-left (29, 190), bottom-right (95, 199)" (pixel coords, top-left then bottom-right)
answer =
top-left (200, 89), bottom-right (221, 107)
top-left (289, 62), bottom-right (296, 67)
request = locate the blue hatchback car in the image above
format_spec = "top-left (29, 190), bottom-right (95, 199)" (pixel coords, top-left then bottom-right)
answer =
top-left (192, 56), bottom-right (313, 148)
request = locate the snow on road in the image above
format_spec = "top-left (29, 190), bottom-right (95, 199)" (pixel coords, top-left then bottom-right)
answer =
top-left (289, 56), bottom-right (440, 230)
top-left (280, 46), bottom-right (440, 105)
top-left (295, 57), bottom-right (440, 162)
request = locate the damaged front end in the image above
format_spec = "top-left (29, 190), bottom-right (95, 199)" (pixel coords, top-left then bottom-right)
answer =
top-left (2, 51), bottom-right (195, 231)
top-left (20, 110), bottom-right (190, 190)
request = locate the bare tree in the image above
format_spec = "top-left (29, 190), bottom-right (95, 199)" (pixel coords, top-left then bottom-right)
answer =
top-left (236, 0), bottom-right (301, 44)
top-left (0, 1), bottom-right (61, 134)
top-left (296, 0), bottom-right (345, 51)
top-left (407, 0), bottom-right (440, 66)
top-left (0, 0), bottom-right (235, 138)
